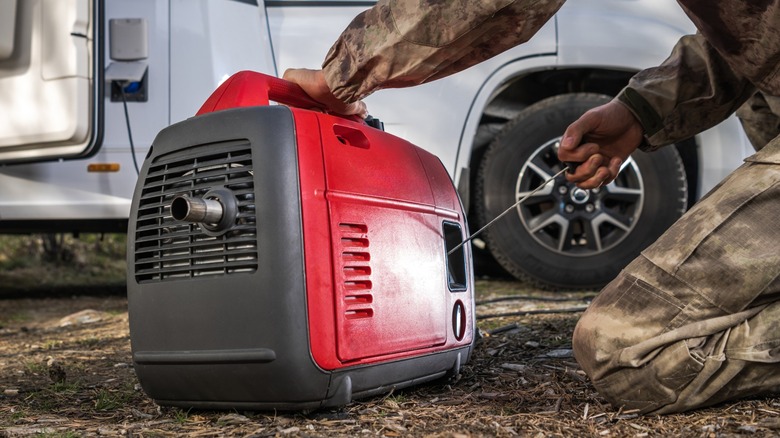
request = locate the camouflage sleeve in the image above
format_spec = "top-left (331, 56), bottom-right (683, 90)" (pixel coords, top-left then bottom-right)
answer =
top-left (616, 33), bottom-right (756, 151)
top-left (735, 92), bottom-right (780, 152)
top-left (321, 0), bottom-right (565, 103)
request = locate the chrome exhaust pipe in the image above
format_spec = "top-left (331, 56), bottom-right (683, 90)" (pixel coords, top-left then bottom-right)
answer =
top-left (170, 188), bottom-right (239, 234)
top-left (171, 195), bottom-right (224, 224)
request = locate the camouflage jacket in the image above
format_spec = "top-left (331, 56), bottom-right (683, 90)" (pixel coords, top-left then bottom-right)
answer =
top-left (321, 0), bottom-right (565, 103)
top-left (619, 1), bottom-right (780, 153)
top-left (321, 0), bottom-right (780, 157)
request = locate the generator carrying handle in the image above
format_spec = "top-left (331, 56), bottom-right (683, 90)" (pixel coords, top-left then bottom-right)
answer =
top-left (196, 70), bottom-right (364, 124)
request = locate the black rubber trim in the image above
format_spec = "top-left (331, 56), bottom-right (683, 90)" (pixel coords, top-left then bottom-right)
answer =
top-left (134, 349), bottom-right (277, 365)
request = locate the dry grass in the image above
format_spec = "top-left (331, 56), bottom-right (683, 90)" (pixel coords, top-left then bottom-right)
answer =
top-left (2, 278), bottom-right (780, 437)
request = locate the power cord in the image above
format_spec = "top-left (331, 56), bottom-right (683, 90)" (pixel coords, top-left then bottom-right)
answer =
top-left (119, 81), bottom-right (141, 175)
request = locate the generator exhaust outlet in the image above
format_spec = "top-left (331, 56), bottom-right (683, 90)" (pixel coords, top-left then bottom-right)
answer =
top-left (171, 195), bottom-right (223, 223)
top-left (169, 188), bottom-right (238, 233)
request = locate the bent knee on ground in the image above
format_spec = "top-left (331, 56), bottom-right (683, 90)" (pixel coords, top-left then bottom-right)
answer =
top-left (571, 268), bottom-right (706, 413)
top-left (571, 271), bottom-right (661, 379)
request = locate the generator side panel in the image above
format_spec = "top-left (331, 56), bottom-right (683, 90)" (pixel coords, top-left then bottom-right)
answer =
top-left (311, 114), bottom-right (474, 367)
top-left (302, 112), bottom-right (476, 403)
top-left (127, 106), bottom-right (334, 409)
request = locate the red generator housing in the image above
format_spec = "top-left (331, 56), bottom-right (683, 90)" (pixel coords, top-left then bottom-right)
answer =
top-left (127, 71), bottom-right (475, 410)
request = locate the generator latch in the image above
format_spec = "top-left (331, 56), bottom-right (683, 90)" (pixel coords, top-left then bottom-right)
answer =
top-left (364, 115), bottom-right (384, 131)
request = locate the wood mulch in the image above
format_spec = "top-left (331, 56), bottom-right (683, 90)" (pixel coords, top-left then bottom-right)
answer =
top-left (1, 281), bottom-right (779, 437)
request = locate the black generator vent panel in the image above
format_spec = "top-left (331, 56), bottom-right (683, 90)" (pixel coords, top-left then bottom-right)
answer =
top-left (133, 141), bottom-right (258, 283)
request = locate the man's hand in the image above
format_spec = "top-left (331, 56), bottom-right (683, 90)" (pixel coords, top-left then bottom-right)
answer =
top-left (558, 100), bottom-right (644, 189)
top-left (282, 68), bottom-right (368, 118)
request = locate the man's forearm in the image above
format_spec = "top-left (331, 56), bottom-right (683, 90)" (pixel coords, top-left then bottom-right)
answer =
top-left (322, 0), bottom-right (565, 103)
top-left (617, 33), bottom-right (756, 151)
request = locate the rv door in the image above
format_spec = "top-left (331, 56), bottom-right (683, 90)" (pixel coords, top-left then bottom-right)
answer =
top-left (0, 0), bottom-right (101, 163)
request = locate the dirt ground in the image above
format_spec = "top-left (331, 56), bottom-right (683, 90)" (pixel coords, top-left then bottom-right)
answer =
top-left (2, 281), bottom-right (780, 437)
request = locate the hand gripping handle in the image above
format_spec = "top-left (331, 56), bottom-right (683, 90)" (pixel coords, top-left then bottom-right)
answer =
top-left (196, 70), bottom-right (362, 123)
top-left (564, 161), bottom-right (582, 174)
top-left (264, 72), bottom-right (324, 110)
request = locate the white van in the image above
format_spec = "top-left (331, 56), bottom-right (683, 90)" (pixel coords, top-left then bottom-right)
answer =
top-left (0, 0), bottom-right (753, 289)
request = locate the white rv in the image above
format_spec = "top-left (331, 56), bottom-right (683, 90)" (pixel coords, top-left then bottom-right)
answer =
top-left (0, 0), bottom-right (753, 289)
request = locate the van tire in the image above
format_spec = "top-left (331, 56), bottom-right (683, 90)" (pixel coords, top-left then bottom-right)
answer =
top-left (474, 93), bottom-right (688, 290)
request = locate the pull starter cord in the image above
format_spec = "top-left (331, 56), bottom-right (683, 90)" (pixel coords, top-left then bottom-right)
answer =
top-left (448, 166), bottom-right (571, 256)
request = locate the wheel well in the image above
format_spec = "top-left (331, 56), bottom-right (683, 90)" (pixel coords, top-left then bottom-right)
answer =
top-left (467, 67), bottom-right (699, 214)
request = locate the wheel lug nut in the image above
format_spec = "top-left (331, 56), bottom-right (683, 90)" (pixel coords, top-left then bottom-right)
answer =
top-left (592, 187), bottom-right (600, 194)
top-left (558, 186), bottom-right (568, 195)
top-left (585, 204), bottom-right (595, 213)
top-left (565, 204), bottom-right (575, 213)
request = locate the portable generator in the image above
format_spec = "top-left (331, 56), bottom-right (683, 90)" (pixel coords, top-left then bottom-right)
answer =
top-left (126, 71), bottom-right (475, 411)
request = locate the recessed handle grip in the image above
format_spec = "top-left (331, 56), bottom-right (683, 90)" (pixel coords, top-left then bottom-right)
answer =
top-left (196, 70), bottom-right (364, 123)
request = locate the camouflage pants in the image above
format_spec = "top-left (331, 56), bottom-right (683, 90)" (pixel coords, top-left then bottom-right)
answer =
top-left (572, 139), bottom-right (780, 414)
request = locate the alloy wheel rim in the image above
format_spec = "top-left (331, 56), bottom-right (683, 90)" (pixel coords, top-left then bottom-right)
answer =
top-left (513, 138), bottom-right (644, 257)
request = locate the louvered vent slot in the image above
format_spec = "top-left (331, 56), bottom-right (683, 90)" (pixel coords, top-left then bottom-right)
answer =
top-left (340, 222), bottom-right (372, 319)
top-left (134, 141), bottom-right (258, 283)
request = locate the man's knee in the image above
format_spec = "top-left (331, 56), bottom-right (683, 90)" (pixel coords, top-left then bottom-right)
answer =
top-left (571, 304), bottom-right (605, 378)
top-left (571, 272), bottom-right (639, 381)
top-left (571, 266), bottom-right (706, 413)
top-left (573, 257), bottom-right (689, 376)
